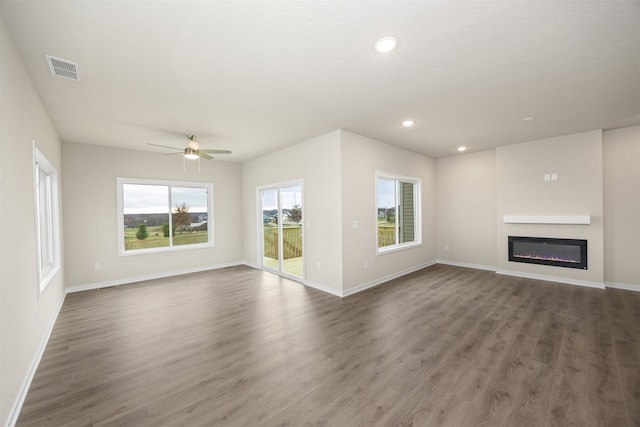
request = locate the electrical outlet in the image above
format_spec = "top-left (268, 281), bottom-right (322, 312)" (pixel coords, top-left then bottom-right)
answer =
top-left (95, 262), bottom-right (101, 270)
top-left (317, 261), bottom-right (322, 270)
top-left (444, 245), bottom-right (450, 251)
top-left (364, 260), bottom-right (369, 269)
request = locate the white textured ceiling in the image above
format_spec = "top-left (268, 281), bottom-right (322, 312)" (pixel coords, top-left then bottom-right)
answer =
top-left (1, 1), bottom-right (639, 161)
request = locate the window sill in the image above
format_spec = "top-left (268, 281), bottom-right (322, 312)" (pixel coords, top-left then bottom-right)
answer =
top-left (39, 265), bottom-right (60, 293)
top-left (119, 242), bottom-right (214, 257)
top-left (377, 241), bottom-right (423, 255)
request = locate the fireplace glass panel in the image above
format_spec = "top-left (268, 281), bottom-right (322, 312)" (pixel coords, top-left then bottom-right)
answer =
top-left (508, 236), bottom-right (587, 270)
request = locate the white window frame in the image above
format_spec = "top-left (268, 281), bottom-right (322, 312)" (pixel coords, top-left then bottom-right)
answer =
top-left (375, 171), bottom-right (422, 254)
top-left (33, 143), bottom-right (61, 293)
top-left (116, 177), bottom-right (214, 256)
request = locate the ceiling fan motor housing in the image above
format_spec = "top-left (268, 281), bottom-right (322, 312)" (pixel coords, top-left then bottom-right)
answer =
top-left (186, 135), bottom-right (199, 150)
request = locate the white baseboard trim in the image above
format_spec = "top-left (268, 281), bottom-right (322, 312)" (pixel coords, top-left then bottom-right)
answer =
top-left (252, 261), bottom-right (439, 298)
top-left (7, 293), bottom-right (66, 427)
top-left (65, 261), bottom-right (245, 293)
top-left (605, 281), bottom-right (640, 292)
top-left (299, 279), bottom-right (343, 297)
top-left (342, 260), bottom-right (437, 297)
top-left (242, 260), bottom-right (260, 270)
top-left (496, 269), bottom-right (605, 289)
top-left (436, 259), bottom-right (497, 272)
top-left (248, 263), bottom-right (344, 297)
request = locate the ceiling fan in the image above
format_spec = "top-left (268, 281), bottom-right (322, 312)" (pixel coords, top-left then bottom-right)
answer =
top-left (147, 135), bottom-right (232, 160)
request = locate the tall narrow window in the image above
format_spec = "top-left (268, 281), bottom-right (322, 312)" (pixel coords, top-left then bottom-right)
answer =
top-left (376, 172), bottom-right (421, 252)
top-left (34, 145), bottom-right (61, 292)
top-left (117, 178), bottom-right (214, 255)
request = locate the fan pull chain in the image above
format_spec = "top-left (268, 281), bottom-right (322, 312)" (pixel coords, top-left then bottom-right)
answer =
top-left (181, 155), bottom-right (201, 173)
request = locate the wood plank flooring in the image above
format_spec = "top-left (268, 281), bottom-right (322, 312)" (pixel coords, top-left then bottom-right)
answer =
top-left (16, 265), bottom-right (639, 426)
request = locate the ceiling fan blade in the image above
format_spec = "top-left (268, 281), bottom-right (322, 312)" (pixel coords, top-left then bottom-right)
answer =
top-left (164, 152), bottom-right (184, 156)
top-left (200, 149), bottom-right (232, 154)
top-left (200, 152), bottom-right (214, 160)
top-left (147, 143), bottom-right (182, 151)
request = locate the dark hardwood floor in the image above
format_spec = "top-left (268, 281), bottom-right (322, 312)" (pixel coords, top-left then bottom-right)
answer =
top-left (16, 264), bottom-right (640, 426)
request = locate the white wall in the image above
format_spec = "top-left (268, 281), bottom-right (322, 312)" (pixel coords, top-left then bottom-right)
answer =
top-left (340, 131), bottom-right (437, 292)
top-left (0, 17), bottom-right (66, 427)
top-left (241, 129), bottom-right (437, 295)
top-left (496, 130), bottom-right (604, 286)
top-left (603, 126), bottom-right (640, 290)
top-left (63, 143), bottom-right (243, 289)
top-left (241, 130), bottom-right (344, 294)
top-left (436, 149), bottom-right (497, 269)
top-left (435, 128), bottom-right (638, 290)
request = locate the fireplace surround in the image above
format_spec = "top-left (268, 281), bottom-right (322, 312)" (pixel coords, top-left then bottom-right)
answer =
top-left (508, 236), bottom-right (587, 270)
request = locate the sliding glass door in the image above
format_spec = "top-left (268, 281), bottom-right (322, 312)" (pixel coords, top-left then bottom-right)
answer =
top-left (260, 182), bottom-right (303, 279)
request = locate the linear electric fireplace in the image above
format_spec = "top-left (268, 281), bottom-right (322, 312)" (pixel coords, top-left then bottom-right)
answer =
top-left (508, 236), bottom-right (587, 270)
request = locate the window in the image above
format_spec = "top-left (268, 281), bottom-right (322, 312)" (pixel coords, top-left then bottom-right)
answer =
top-left (34, 145), bottom-right (61, 292)
top-left (117, 178), bottom-right (214, 255)
top-left (376, 172), bottom-right (421, 252)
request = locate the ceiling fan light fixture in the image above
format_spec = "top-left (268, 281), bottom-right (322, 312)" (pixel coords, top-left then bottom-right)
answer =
top-left (184, 147), bottom-right (200, 160)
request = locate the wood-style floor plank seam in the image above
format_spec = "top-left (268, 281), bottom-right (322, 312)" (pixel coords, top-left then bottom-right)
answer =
top-left (15, 265), bottom-right (637, 426)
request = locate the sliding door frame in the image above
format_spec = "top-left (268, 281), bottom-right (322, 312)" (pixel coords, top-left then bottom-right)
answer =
top-left (256, 179), bottom-right (305, 280)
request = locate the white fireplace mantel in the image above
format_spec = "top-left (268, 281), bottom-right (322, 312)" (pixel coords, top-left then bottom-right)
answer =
top-left (503, 215), bottom-right (591, 225)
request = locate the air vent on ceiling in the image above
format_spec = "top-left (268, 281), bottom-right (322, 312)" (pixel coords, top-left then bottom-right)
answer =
top-left (45, 54), bottom-right (79, 81)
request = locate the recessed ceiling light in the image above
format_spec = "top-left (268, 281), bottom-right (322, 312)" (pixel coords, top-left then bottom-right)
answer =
top-left (522, 116), bottom-right (536, 122)
top-left (374, 36), bottom-right (398, 53)
top-left (457, 146), bottom-right (467, 152)
top-left (402, 120), bottom-right (415, 127)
